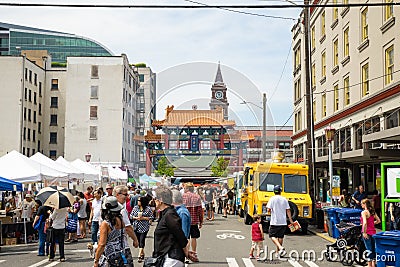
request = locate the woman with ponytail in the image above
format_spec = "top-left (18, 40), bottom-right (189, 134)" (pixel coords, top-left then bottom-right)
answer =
top-left (361, 199), bottom-right (381, 267)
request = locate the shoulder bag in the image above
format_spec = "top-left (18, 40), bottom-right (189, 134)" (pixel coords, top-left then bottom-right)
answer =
top-left (107, 228), bottom-right (131, 267)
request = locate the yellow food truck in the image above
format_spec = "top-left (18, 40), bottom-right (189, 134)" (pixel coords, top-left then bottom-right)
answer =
top-left (239, 161), bottom-right (312, 234)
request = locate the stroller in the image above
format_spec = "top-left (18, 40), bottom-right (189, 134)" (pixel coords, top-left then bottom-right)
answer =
top-left (325, 221), bottom-right (367, 266)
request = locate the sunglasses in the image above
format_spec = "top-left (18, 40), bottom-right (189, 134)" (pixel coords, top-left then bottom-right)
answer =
top-left (106, 188), bottom-right (113, 190)
top-left (118, 193), bottom-right (128, 196)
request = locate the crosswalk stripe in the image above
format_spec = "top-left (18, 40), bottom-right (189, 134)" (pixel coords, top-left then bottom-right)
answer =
top-left (288, 259), bottom-right (303, 267)
top-left (304, 260), bottom-right (319, 267)
top-left (227, 258), bottom-right (239, 267)
top-left (242, 258), bottom-right (255, 267)
top-left (44, 262), bottom-right (60, 267)
top-left (28, 259), bottom-right (50, 267)
top-left (0, 260), bottom-right (6, 263)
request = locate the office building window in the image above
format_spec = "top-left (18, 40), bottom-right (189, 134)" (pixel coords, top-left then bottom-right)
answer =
top-left (334, 84), bottom-right (339, 111)
top-left (50, 97), bottom-right (58, 108)
top-left (37, 140), bottom-right (40, 152)
top-left (321, 51), bottom-right (326, 78)
top-left (321, 11), bottom-right (326, 37)
top-left (91, 86), bottom-right (98, 99)
top-left (24, 88), bottom-right (27, 100)
top-left (33, 130), bottom-right (36, 142)
top-left (333, 39), bottom-right (339, 67)
top-left (333, 0), bottom-right (338, 21)
top-left (344, 76), bottom-right (350, 106)
top-left (50, 132), bottom-right (57, 144)
top-left (29, 70), bottom-right (32, 83)
top-left (24, 107), bottom-right (26, 120)
top-left (33, 111), bottom-right (37, 123)
top-left (385, 0), bottom-right (393, 21)
top-left (322, 93), bottom-right (327, 117)
top-left (90, 126), bottom-right (97, 139)
top-left (362, 63), bottom-right (369, 96)
top-left (91, 65), bottom-right (99, 78)
top-left (343, 27), bottom-right (349, 57)
top-left (49, 150), bottom-right (57, 159)
top-left (27, 128), bottom-right (31, 141)
top-left (50, 114), bottom-right (58, 126)
top-left (311, 26), bottom-right (315, 50)
top-left (39, 82), bottom-right (42, 96)
top-left (90, 106), bottom-right (98, 119)
top-left (361, 8), bottom-right (368, 41)
top-left (29, 89), bottom-right (32, 102)
top-left (180, 141), bottom-right (188, 149)
top-left (28, 109), bottom-right (31, 121)
top-left (34, 92), bottom-right (37, 104)
top-left (385, 45), bottom-right (394, 85)
top-left (139, 74), bottom-right (144, 82)
top-left (294, 78), bottom-right (301, 102)
top-left (51, 79), bottom-right (59, 90)
top-left (23, 127), bottom-right (26, 140)
top-left (39, 103), bottom-right (42, 115)
top-left (311, 63), bottom-right (316, 88)
top-left (25, 68), bottom-right (28, 80)
top-left (34, 73), bottom-right (37, 85)
top-left (295, 110), bottom-right (302, 131)
top-left (26, 148), bottom-right (30, 157)
top-left (313, 101), bottom-right (316, 122)
top-left (38, 122), bottom-right (41, 133)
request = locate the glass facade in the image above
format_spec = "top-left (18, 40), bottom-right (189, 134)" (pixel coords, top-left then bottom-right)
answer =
top-left (0, 23), bottom-right (113, 62)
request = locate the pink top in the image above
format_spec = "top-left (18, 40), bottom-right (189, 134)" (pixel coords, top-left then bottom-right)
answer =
top-left (361, 212), bottom-right (376, 236)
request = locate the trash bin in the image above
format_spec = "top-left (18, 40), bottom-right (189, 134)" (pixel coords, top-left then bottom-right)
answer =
top-left (337, 208), bottom-right (362, 225)
top-left (324, 207), bottom-right (341, 238)
top-left (316, 209), bottom-right (324, 229)
top-left (374, 231), bottom-right (400, 267)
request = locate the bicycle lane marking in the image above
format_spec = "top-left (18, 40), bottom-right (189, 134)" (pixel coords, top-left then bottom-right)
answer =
top-left (227, 257), bottom-right (240, 267)
top-left (28, 259), bottom-right (52, 267)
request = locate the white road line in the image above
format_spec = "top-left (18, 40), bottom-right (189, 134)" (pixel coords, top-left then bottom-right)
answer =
top-left (216, 230), bottom-right (242, 232)
top-left (44, 261), bottom-right (60, 267)
top-left (0, 260), bottom-right (6, 263)
top-left (288, 259), bottom-right (303, 267)
top-left (304, 260), bottom-right (319, 267)
top-left (242, 258), bottom-right (255, 267)
top-left (28, 259), bottom-right (50, 267)
top-left (226, 257), bottom-right (240, 267)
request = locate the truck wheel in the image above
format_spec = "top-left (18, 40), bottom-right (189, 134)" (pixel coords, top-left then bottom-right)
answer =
top-left (288, 201), bottom-right (299, 221)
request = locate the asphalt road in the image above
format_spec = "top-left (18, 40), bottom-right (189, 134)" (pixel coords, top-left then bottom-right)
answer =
top-left (0, 214), bottom-right (364, 267)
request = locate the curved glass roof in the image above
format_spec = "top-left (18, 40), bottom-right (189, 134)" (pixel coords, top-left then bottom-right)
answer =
top-left (0, 22), bottom-right (113, 62)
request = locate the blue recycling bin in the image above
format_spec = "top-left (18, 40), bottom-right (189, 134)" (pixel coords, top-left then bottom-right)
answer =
top-left (374, 231), bottom-right (400, 267)
top-left (325, 207), bottom-right (342, 238)
top-left (337, 208), bottom-right (362, 225)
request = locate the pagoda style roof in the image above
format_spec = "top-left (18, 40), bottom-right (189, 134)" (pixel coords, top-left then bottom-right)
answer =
top-left (152, 105), bottom-right (235, 127)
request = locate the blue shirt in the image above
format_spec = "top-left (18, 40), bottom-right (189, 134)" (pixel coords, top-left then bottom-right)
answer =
top-left (175, 204), bottom-right (191, 239)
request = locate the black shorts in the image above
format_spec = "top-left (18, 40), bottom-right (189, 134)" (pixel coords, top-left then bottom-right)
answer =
top-left (78, 217), bottom-right (87, 221)
top-left (269, 225), bottom-right (286, 238)
top-left (189, 224), bottom-right (200, 239)
top-left (205, 202), bottom-right (213, 211)
top-left (134, 231), bottom-right (148, 248)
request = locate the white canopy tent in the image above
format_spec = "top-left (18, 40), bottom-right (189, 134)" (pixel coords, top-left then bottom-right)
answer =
top-left (70, 159), bottom-right (100, 181)
top-left (31, 152), bottom-right (84, 181)
top-left (108, 166), bottom-right (128, 182)
top-left (0, 150), bottom-right (68, 183)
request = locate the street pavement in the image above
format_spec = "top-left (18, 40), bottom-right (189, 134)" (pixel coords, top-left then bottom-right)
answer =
top-left (0, 214), bottom-right (365, 267)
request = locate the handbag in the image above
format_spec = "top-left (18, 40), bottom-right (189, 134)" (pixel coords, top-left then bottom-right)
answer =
top-left (46, 227), bottom-right (54, 243)
top-left (33, 215), bottom-right (44, 230)
top-left (65, 213), bottom-right (78, 233)
top-left (107, 228), bottom-right (131, 267)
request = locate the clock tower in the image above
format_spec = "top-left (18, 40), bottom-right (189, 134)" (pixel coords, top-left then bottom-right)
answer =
top-left (209, 62), bottom-right (229, 119)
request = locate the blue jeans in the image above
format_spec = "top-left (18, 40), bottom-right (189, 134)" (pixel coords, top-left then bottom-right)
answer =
top-left (390, 217), bottom-right (400, 230)
top-left (362, 235), bottom-right (376, 261)
top-left (91, 221), bottom-right (99, 243)
top-left (38, 222), bottom-right (46, 255)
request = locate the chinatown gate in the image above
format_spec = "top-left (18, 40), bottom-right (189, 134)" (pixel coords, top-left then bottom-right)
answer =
top-left (143, 105), bottom-right (251, 180)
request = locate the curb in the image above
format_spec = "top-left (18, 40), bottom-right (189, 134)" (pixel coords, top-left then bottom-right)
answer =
top-left (308, 229), bottom-right (336, 243)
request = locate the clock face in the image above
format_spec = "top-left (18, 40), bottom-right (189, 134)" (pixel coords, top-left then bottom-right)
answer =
top-left (215, 91), bottom-right (223, 99)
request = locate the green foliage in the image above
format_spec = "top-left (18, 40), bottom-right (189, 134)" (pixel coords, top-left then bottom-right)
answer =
top-left (155, 156), bottom-right (175, 177)
top-left (51, 62), bottom-right (67, 68)
top-left (211, 157), bottom-right (229, 177)
top-left (134, 63), bottom-right (147, 68)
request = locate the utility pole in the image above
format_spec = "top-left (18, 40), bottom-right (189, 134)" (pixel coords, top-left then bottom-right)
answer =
top-left (304, 0), bottom-right (316, 203)
top-left (262, 93), bottom-right (267, 161)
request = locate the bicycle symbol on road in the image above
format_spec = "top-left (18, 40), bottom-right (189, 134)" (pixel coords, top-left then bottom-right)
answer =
top-left (216, 230), bottom-right (245, 240)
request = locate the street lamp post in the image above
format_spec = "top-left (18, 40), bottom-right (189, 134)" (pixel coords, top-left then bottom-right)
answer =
top-left (241, 93), bottom-right (267, 161)
top-left (325, 126), bottom-right (335, 205)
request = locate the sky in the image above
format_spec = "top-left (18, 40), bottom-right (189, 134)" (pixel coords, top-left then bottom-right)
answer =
top-left (0, 0), bottom-right (303, 127)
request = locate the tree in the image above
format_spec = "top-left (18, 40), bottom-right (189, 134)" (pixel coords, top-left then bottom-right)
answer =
top-left (155, 156), bottom-right (175, 177)
top-left (211, 157), bottom-right (229, 177)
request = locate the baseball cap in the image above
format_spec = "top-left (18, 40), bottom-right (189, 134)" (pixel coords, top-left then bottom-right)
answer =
top-left (273, 185), bottom-right (282, 193)
top-left (102, 196), bottom-right (123, 212)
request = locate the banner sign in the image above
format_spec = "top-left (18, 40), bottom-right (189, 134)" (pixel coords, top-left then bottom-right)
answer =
top-left (387, 168), bottom-right (400, 197)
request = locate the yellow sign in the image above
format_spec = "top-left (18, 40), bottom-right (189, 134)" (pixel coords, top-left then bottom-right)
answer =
top-left (332, 187), bottom-right (340, 197)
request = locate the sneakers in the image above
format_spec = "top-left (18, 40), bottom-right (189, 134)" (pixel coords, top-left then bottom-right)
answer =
top-left (256, 256), bottom-right (261, 261)
top-left (278, 247), bottom-right (287, 257)
top-left (60, 258), bottom-right (66, 262)
top-left (249, 254), bottom-right (255, 259)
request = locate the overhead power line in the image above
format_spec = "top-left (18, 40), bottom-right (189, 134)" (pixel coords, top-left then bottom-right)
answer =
top-left (0, 2), bottom-right (398, 8)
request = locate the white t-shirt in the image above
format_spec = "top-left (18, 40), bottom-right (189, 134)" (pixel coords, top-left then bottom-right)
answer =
top-left (21, 200), bottom-right (36, 219)
top-left (266, 195), bottom-right (290, 226)
top-left (221, 189), bottom-right (228, 200)
top-left (121, 207), bottom-right (131, 227)
top-left (50, 208), bottom-right (68, 229)
top-left (92, 198), bottom-right (102, 222)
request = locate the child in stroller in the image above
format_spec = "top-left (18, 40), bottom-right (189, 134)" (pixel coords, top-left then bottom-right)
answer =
top-left (325, 221), bottom-right (367, 266)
